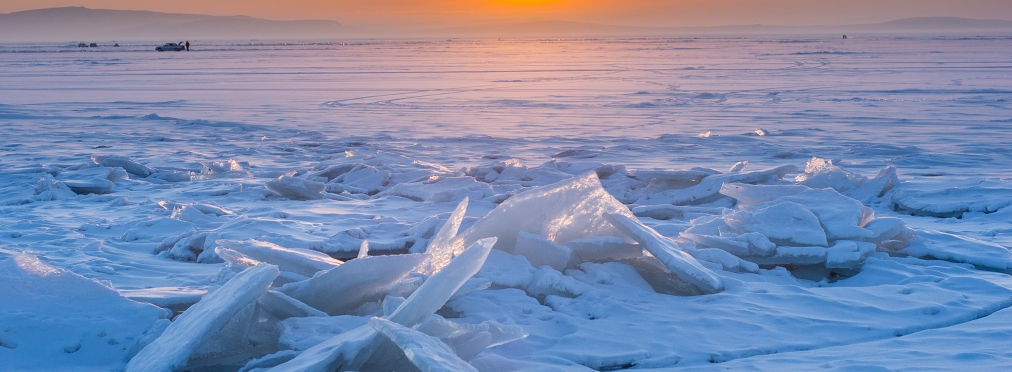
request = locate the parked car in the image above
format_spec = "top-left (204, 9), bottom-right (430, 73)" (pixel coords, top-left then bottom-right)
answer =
top-left (156, 43), bottom-right (185, 52)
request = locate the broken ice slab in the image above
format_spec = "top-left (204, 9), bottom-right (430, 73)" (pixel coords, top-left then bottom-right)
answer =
top-left (269, 238), bottom-right (498, 371)
top-left (370, 318), bottom-right (479, 372)
top-left (460, 171), bottom-right (635, 253)
top-left (724, 201), bottom-right (829, 247)
top-left (605, 213), bottom-right (724, 294)
top-left (417, 317), bottom-right (528, 361)
top-left (900, 230), bottom-right (1012, 271)
top-left (718, 183), bottom-right (808, 205)
top-left (795, 157), bottom-right (867, 193)
top-left (617, 257), bottom-right (712, 296)
top-left (384, 176), bottom-right (494, 203)
top-left (636, 165), bottom-right (797, 205)
top-left (257, 290), bottom-right (328, 320)
top-left (120, 287), bottom-right (207, 313)
top-left (215, 246), bottom-right (261, 271)
top-left (265, 175), bottom-right (326, 200)
top-left (825, 241), bottom-right (877, 270)
top-left (278, 253), bottom-right (426, 315)
top-left (388, 238), bottom-right (496, 327)
top-left (418, 197), bottom-right (469, 275)
top-left (688, 248), bottom-right (760, 273)
top-left (679, 231), bottom-right (751, 257)
top-left (126, 263), bottom-right (279, 372)
top-left (62, 178), bottom-right (115, 195)
top-left (562, 236), bottom-right (644, 264)
top-left (891, 178), bottom-right (1012, 218)
top-left (216, 239), bottom-right (342, 278)
top-left (57, 166), bottom-right (128, 183)
top-left (628, 168), bottom-right (716, 187)
top-left (214, 246), bottom-right (309, 285)
top-left (266, 324), bottom-right (379, 372)
top-left (845, 166), bottom-right (899, 203)
top-left (514, 231), bottom-right (573, 271)
top-left (773, 188), bottom-right (875, 241)
top-left (862, 217), bottom-right (909, 243)
top-left (631, 204), bottom-right (725, 221)
top-left (742, 246), bottom-right (828, 266)
top-left (92, 155), bottom-right (155, 177)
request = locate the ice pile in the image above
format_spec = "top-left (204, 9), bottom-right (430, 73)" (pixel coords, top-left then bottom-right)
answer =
top-left (7, 150), bottom-right (1012, 371)
top-left (120, 216), bottom-right (521, 371)
top-left (680, 182), bottom-right (907, 273)
top-left (622, 158), bottom-right (906, 274)
top-left (110, 168), bottom-right (736, 371)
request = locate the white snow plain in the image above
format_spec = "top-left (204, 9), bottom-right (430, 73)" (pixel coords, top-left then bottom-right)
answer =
top-left (1, 36), bottom-right (1012, 371)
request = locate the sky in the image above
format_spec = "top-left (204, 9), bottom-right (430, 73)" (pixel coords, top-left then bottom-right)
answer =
top-left (2, 0), bottom-right (1011, 28)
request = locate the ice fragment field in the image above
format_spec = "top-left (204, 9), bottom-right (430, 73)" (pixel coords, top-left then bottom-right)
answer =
top-left (1, 37), bottom-right (1012, 371)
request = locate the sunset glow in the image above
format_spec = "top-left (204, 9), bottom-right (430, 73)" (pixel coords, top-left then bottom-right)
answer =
top-left (1, 0), bottom-right (1010, 28)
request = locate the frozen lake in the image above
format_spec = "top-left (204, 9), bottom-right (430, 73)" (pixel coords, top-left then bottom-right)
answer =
top-left (1, 37), bottom-right (1011, 370)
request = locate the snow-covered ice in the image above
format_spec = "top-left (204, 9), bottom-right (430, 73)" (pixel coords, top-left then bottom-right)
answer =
top-left (2, 36), bottom-right (1012, 370)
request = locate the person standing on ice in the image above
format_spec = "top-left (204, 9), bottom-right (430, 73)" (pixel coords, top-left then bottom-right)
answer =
top-left (186, 41), bottom-right (190, 51)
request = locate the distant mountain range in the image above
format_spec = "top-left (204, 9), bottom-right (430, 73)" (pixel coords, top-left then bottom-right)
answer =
top-left (2, 7), bottom-right (1012, 42)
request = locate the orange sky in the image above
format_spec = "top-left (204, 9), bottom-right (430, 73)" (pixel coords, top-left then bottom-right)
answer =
top-left (2, 0), bottom-right (1011, 28)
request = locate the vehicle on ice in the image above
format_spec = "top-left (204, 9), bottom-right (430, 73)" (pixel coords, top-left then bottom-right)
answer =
top-left (156, 43), bottom-right (185, 51)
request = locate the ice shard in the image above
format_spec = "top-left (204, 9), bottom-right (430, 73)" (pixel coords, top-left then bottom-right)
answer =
top-left (605, 213), bottom-right (724, 294)
top-left (126, 264), bottom-right (279, 372)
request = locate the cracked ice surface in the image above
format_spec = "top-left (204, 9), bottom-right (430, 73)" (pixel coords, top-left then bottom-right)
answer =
top-left (2, 37), bottom-right (1012, 370)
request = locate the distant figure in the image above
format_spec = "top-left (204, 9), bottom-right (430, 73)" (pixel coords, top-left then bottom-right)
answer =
top-left (186, 41), bottom-right (190, 51)
top-left (843, 35), bottom-right (848, 39)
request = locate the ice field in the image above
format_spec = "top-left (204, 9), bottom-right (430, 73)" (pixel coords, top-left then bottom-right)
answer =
top-left (1, 36), bottom-right (1012, 371)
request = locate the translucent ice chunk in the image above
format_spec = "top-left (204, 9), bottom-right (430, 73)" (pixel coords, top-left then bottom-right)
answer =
top-left (719, 183), bottom-right (808, 205)
top-left (901, 230), bottom-right (1012, 271)
top-left (269, 238), bottom-right (497, 371)
top-left (725, 201), bottom-right (828, 247)
top-left (126, 264), bottom-right (279, 372)
top-left (795, 157), bottom-right (866, 192)
top-left (419, 197), bottom-right (469, 275)
top-left (777, 189), bottom-right (874, 241)
top-left (744, 246), bottom-right (828, 266)
top-left (637, 165), bottom-right (797, 205)
top-left (460, 171), bottom-right (635, 253)
top-left (385, 177), bottom-right (493, 203)
top-left (93, 155), bottom-right (154, 178)
top-left (62, 178), bottom-right (114, 195)
top-left (279, 253), bottom-right (426, 315)
top-left (514, 231), bottom-right (573, 271)
top-left (265, 176), bottom-right (326, 200)
top-left (688, 248), bottom-right (759, 273)
top-left (563, 236), bottom-right (644, 263)
top-left (257, 290), bottom-right (327, 320)
top-left (825, 240), bottom-right (876, 270)
top-left (216, 239), bottom-right (341, 278)
top-left (388, 238), bottom-right (496, 327)
top-left (418, 317), bottom-right (528, 354)
top-left (369, 318), bottom-right (479, 372)
top-left (605, 213), bottom-right (724, 294)
top-left (631, 204), bottom-right (725, 221)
